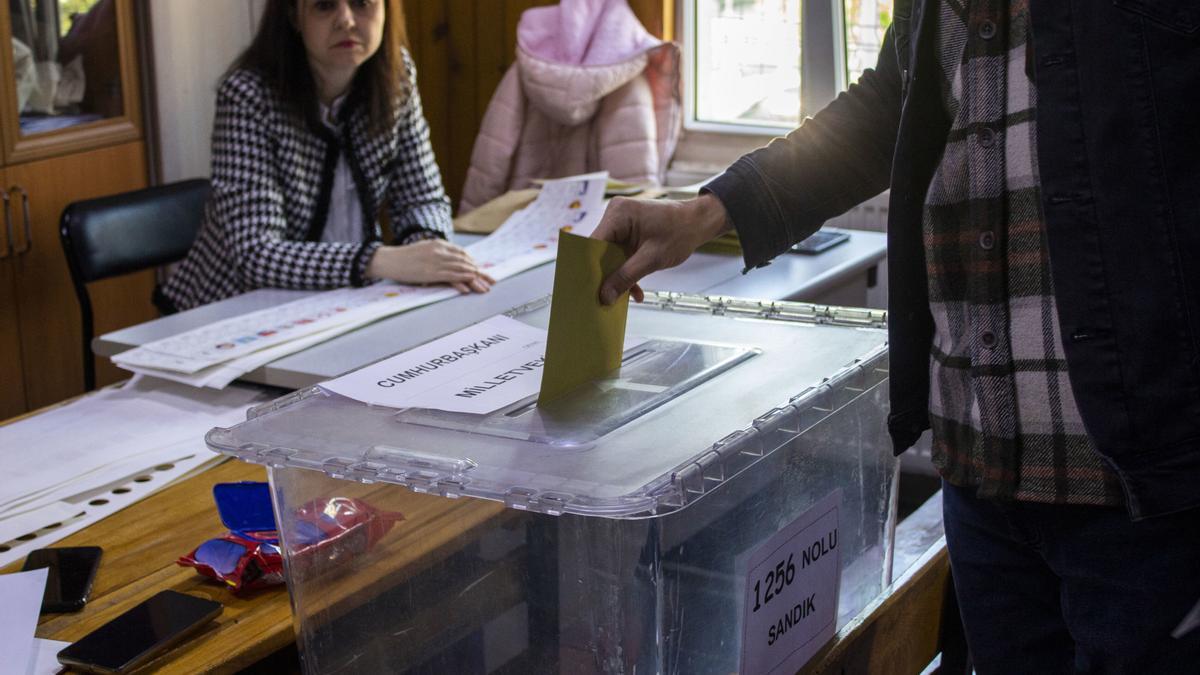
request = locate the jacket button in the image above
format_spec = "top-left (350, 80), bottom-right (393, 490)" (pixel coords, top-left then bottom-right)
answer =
top-left (978, 127), bottom-right (997, 148)
top-left (1071, 331), bottom-right (1093, 343)
top-left (979, 231), bottom-right (995, 250)
top-left (981, 331), bottom-right (997, 349)
top-left (978, 20), bottom-right (997, 40)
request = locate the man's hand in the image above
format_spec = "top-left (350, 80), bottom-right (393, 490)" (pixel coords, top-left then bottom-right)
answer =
top-left (592, 194), bottom-right (732, 304)
top-left (366, 239), bottom-right (495, 294)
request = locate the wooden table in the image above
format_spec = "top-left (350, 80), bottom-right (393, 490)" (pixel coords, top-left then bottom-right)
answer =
top-left (3, 456), bottom-right (513, 674)
top-left (800, 541), bottom-right (954, 674)
top-left (2, 460), bottom-right (289, 673)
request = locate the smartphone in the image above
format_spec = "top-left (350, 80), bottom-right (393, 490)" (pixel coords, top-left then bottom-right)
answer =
top-left (21, 546), bottom-right (103, 613)
top-left (57, 590), bottom-right (222, 674)
top-left (790, 229), bottom-right (850, 254)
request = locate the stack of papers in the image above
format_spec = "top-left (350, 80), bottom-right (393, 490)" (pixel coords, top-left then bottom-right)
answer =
top-left (112, 173), bottom-right (611, 389)
top-left (0, 377), bottom-right (270, 568)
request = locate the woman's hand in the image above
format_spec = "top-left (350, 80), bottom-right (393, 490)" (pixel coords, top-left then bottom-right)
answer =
top-left (365, 239), bottom-right (495, 294)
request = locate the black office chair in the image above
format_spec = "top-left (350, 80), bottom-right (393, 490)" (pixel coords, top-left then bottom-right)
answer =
top-left (60, 179), bottom-right (210, 391)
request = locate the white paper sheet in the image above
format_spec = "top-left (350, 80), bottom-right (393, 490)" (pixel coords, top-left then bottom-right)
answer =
top-left (0, 567), bottom-right (49, 675)
top-left (0, 447), bottom-right (221, 569)
top-left (108, 173), bottom-right (610, 384)
top-left (26, 638), bottom-right (69, 675)
top-left (0, 377), bottom-right (267, 508)
top-left (2, 439), bottom-right (209, 519)
top-left (0, 503), bottom-right (83, 546)
top-left (321, 316), bottom-right (548, 414)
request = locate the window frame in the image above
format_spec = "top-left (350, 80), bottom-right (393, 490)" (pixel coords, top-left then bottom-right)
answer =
top-left (680, 0), bottom-right (848, 136)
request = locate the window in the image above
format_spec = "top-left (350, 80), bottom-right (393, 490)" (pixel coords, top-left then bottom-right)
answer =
top-left (684, 0), bottom-right (893, 134)
top-left (845, 1), bottom-right (893, 83)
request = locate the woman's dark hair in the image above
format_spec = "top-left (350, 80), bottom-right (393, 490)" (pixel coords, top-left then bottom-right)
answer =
top-left (231, 0), bottom-right (410, 133)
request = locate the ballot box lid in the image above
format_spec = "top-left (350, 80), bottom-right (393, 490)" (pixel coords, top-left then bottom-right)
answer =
top-left (207, 293), bottom-right (889, 519)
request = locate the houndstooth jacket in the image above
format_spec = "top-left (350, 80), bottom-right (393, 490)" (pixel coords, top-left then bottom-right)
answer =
top-left (162, 51), bottom-right (452, 311)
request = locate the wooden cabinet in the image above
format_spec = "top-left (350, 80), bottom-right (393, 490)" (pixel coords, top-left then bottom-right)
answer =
top-left (0, 0), bottom-right (151, 413)
top-left (0, 211), bottom-right (28, 418)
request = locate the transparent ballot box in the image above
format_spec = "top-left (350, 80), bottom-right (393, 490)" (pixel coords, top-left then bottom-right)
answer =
top-left (207, 294), bottom-right (899, 674)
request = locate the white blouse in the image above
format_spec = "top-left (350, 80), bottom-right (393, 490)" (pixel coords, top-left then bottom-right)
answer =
top-left (319, 94), bottom-right (365, 244)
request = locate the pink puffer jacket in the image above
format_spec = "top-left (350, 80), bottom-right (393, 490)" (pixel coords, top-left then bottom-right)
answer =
top-left (459, 0), bottom-right (681, 214)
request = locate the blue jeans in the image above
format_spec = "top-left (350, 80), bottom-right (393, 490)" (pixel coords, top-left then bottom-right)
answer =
top-left (941, 480), bottom-right (1200, 674)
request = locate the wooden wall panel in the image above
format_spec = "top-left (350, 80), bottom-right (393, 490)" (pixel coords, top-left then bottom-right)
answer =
top-left (445, 0), bottom-right (480, 208)
top-left (405, 0), bottom-right (669, 212)
top-left (630, 0), bottom-right (674, 40)
top-left (410, 0), bottom-right (451, 181)
top-left (472, 1), bottom-right (510, 140)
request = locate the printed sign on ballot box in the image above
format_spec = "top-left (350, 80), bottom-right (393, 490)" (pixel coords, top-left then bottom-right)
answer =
top-left (740, 489), bottom-right (842, 675)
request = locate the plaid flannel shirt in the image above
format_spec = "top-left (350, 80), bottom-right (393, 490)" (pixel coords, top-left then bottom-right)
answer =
top-left (923, 0), bottom-right (1123, 505)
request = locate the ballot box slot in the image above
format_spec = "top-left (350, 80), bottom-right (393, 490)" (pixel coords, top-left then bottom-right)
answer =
top-left (394, 339), bottom-right (759, 447)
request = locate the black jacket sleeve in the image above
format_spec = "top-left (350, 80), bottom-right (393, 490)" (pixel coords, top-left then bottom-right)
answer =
top-left (705, 27), bottom-right (903, 269)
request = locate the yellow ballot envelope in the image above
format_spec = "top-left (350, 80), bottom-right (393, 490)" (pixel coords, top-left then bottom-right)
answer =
top-left (538, 231), bottom-right (630, 405)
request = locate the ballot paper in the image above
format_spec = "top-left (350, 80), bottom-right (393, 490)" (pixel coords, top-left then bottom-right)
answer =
top-left (322, 315), bottom-right (550, 415)
top-left (109, 172), bottom-right (610, 386)
top-left (538, 231), bottom-right (630, 404)
top-left (121, 315), bottom-right (412, 389)
top-left (0, 567), bottom-right (48, 675)
top-left (465, 171), bottom-right (609, 281)
top-left (114, 283), bottom-right (457, 374)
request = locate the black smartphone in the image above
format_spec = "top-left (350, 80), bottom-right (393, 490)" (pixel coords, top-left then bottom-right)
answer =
top-left (57, 590), bottom-right (222, 674)
top-left (21, 546), bottom-right (103, 613)
top-left (790, 229), bottom-right (850, 254)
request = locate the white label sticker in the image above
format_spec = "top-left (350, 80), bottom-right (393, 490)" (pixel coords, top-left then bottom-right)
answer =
top-left (740, 490), bottom-right (842, 675)
top-left (321, 315), bottom-right (548, 414)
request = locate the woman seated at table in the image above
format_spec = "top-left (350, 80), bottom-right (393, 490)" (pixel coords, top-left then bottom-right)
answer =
top-left (161, 0), bottom-right (491, 312)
